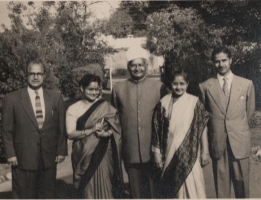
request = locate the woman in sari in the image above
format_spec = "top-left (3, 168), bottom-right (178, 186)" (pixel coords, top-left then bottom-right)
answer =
top-left (66, 74), bottom-right (124, 199)
top-left (152, 69), bottom-right (210, 198)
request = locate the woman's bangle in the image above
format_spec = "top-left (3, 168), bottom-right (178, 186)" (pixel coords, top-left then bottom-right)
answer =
top-left (81, 129), bottom-right (88, 136)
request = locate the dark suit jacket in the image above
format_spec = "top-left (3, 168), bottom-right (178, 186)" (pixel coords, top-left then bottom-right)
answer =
top-left (1, 87), bottom-right (67, 170)
top-left (199, 75), bottom-right (255, 160)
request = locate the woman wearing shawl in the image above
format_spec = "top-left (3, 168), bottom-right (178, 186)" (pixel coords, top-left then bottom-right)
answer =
top-left (152, 69), bottom-right (210, 198)
top-left (66, 74), bottom-right (124, 199)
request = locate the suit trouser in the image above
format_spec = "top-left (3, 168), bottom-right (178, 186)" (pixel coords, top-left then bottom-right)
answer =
top-left (124, 162), bottom-right (154, 198)
top-left (212, 141), bottom-right (249, 198)
top-left (12, 150), bottom-right (57, 199)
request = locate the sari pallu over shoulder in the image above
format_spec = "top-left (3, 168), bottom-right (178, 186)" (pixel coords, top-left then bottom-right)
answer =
top-left (71, 99), bottom-right (124, 198)
top-left (152, 95), bottom-right (209, 198)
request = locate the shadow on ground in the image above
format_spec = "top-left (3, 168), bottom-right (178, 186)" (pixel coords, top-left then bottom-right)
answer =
top-left (0, 179), bottom-right (79, 199)
top-left (0, 191), bottom-right (11, 199)
top-left (56, 179), bottom-right (80, 199)
top-left (0, 179), bottom-right (131, 199)
top-left (56, 180), bottom-right (130, 199)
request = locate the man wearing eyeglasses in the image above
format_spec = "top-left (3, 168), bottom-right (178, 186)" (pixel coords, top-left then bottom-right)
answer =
top-left (1, 60), bottom-right (67, 198)
top-left (111, 46), bottom-right (167, 198)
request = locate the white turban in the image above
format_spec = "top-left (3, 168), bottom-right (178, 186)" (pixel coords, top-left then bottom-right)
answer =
top-left (126, 46), bottom-right (149, 62)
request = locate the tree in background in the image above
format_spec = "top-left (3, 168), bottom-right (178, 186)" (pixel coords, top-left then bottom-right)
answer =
top-left (0, 1), bottom-right (113, 98)
top-left (195, 1), bottom-right (261, 108)
top-left (104, 1), bottom-right (149, 37)
top-left (0, 1), bottom-right (114, 162)
top-left (104, 9), bottom-right (133, 38)
top-left (143, 1), bottom-right (261, 107)
top-left (146, 5), bottom-right (224, 95)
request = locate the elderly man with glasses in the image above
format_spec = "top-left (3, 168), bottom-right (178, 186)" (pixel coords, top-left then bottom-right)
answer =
top-left (1, 59), bottom-right (67, 199)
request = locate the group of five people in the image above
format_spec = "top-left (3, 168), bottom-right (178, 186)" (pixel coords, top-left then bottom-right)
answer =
top-left (1, 46), bottom-right (256, 199)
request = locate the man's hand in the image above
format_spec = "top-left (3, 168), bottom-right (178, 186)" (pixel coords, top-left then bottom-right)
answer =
top-left (201, 152), bottom-right (210, 167)
top-left (55, 156), bottom-right (65, 163)
top-left (7, 157), bottom-right (18, 166)
top-left (256, 149), bottom-right (261, 158)
top-left (154, 153), bottom-right (163, 169)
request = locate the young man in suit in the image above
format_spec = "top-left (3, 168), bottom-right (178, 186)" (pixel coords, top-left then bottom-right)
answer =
top-left (199, 47), bottom-right (255, 198)
top-left (1, 60), bottom-right (67, 198)
top-left (111, 46), bottom-right (167, 198)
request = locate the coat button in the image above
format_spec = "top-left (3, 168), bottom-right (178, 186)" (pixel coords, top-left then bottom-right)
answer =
top-left (38, 130), bottom-right (43, 134)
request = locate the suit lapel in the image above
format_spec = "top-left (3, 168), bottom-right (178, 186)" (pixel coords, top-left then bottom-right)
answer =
top-left (227, 76), bottom-right (242, 115)
top-left (208, 78), bottom-right (226, 116)
top-left (20, 88), bottom-right (39, 129)
top-left (42, 89), bottom-right (52, 129)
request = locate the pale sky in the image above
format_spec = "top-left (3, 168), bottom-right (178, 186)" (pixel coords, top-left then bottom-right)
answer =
top-left (0, 1), bottom-right (120, 31)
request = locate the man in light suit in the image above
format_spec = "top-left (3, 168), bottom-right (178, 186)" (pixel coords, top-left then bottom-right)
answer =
top-left (199, 47), bottom-right (255, 198)
top-left (1, 60), bottom-right (67, 198)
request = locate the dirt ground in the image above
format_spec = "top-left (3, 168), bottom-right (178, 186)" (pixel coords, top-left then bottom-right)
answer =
top-left (1, 140), bottom-right (261, 199)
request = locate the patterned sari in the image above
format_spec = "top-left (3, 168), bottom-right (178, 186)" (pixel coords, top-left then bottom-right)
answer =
top-left (71, 99), bottom-right (124, 199)
top-left (152, 93), bottom-right (208, 198)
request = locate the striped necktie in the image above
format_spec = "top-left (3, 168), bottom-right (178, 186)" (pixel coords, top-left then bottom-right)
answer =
top-left (35, 90), bottom-right (44, 129)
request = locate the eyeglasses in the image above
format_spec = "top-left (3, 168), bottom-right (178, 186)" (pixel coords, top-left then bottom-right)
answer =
top-left (28, 73), bottom-right (45, 78)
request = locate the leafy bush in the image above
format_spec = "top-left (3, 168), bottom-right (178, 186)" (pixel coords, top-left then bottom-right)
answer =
top-left (112, 68), bottom-right (129, 77)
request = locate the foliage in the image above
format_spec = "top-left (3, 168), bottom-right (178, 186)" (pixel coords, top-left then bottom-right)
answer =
top-left (120, 1), bottom-right (149, 37)
top-left (54, 63), bottom-right (104, 98)
top-left (146, 5), bottom-right (224, 94)
top-left (0, 1), bottom-right (113, 98)
top-left (112, 68), bottom-right (129, 77)
top-left (143, 2), bottom-right (261, 107)
top-left (198, 1), bottom-right (261, 45)
top-left (104, 9), bottom-right (133, 38)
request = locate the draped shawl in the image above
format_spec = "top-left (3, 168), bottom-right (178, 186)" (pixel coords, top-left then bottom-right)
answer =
top-left (152, 93), bottom-right (208, 198)
top-left (71, 99), bottom-right (124, 198)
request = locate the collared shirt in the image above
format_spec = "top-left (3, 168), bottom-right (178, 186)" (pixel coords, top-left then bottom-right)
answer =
top-left (27, 86), bottom-right (45, 121)
top-left (217, 70), bottom-right (233, 93)
top-left (111, 77), bottom-right (166, 163)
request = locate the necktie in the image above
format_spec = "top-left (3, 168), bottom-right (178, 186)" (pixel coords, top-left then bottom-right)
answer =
top-left (35, 90), bottom-right (44, 129)
top-left (222, 77), bottom-right (229, 97)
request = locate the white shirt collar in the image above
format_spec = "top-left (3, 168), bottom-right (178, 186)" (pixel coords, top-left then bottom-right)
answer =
top-left (217, 71), bottom-right (233, 91)
top-left (217, 70), bottom-right (233, 82)
top-left (27, 86), bottom-right (43, 96)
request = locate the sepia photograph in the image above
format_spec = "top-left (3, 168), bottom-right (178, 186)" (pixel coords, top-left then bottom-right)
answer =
top-left (0, 0), bottom-right (261, 199)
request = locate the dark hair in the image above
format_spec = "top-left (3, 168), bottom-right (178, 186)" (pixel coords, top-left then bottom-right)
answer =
top-left (127, 58), bottom-right (148, 68)
top-left (211, 47), bottom-right (231, 61)
top-left (27, 59), bottom-right (45, 74)
top-left (79, 74), bottom-right (101, 89)
top-left (165, 68), bottom-right (189, 89)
